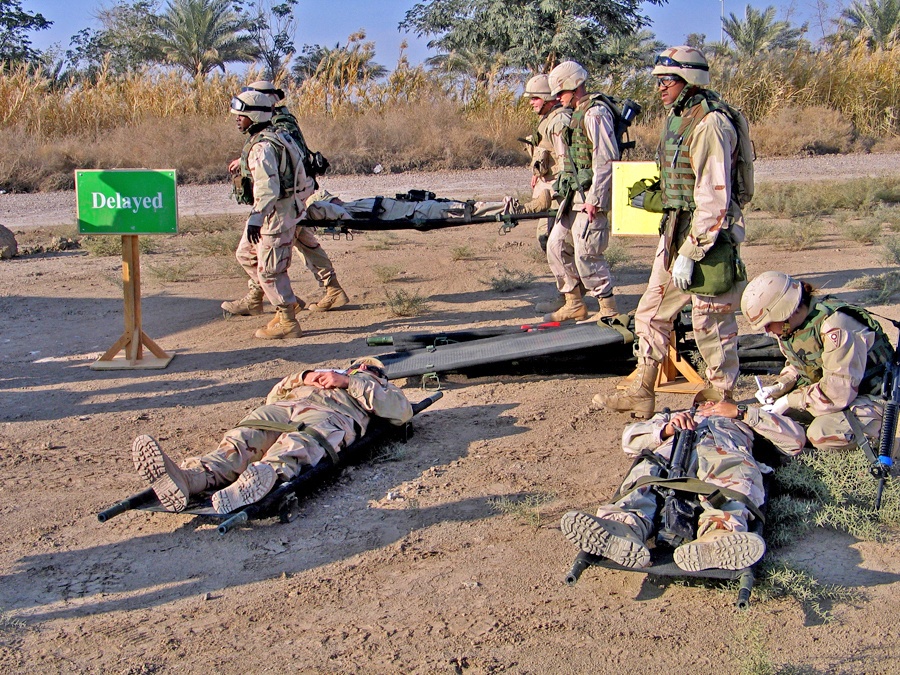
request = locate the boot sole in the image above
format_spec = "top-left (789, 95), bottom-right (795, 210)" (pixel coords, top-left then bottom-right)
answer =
top-left (220, 304), bottom-right (264, 319)
top-left (211, 463), bottom-right (277, 514)
top-left (674, 532), bottom-right (766, 571)
top-left (254, 327), bottom-right (304, 339)
top-left (560, 511), bottom-right (651, 568)
top-left (132, 435), bottom-right (188, 512)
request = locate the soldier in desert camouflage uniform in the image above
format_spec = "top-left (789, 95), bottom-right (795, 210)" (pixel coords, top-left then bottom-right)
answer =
top-left (242, 80), bottom-right (349, 313)
top-left (742, 271), bottom-right (892, 450)
top-left (594, 46), bottom-right (748, 418)
top-left (543, 60), bottom-right (620, 323)
top-left (222, 89), bottom-right (315, 339)
top-left (132, 358), bottom-right (412, 514)
top-left (561, 391), bottom-right (806, 571)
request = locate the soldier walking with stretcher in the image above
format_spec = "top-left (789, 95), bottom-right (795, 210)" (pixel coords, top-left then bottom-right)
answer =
top-left (562, 390), bottom-right (806, 571)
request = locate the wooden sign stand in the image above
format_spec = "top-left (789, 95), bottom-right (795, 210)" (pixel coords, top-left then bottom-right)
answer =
top-left (618, 333), bottom-right (706, 396)
top-left (91, 235), bottom-right (173, 370)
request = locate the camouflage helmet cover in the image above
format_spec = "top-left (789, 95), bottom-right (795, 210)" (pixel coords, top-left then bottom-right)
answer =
top-left (740, 271), bottom-right (803, 331)
top-left (524, 74), bottom-right (554, 101)
top-left (651, 45), bottom-right (710, 87)
top-left (230, 89), bottom-right (274, 124)
top-left (245, 79), bottom-right (285, 104)
top-left (548, 61), bottom-right (588, 96)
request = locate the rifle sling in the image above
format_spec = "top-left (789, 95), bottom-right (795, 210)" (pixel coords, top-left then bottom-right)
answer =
top-left (843, 409), bottom-right (879, 465)
top-left (237, 419), bottom-right (341, 465)
top-left (612, 475), bottom-right (765, 524)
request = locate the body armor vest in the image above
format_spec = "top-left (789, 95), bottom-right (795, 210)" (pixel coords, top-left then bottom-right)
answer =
top-left (660, 90), bottom-right (737, 212)
top-left (234, 126), bottom-right (301, 206)
top-left (536, 105), bottom-right (571, 178)
top-left (781, 299), bottom-right (893, 394)
top-left (560, 94), bottom-right (609, 193)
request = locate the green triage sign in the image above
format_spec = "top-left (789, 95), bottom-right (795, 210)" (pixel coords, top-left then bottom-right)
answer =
top-left (76, 169), bottom-right (178, 234)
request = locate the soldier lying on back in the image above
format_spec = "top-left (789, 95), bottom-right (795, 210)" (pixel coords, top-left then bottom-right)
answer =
top-left (561, 390), bottom-right (805, 571)
top-left (132, 358), bottom-right (412, 514)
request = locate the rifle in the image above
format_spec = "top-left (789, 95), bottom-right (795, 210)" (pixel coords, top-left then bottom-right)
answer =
top-left (874, 324), bottom-right (900, 510)
top-left (366, 321), bottom-right (562, 349)
top-left (656, 406), bottom-right (700, 548)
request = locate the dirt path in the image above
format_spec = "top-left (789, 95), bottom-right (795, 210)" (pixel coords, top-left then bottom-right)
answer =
top-left (1, 155), bottom-right (900, 673)
top-left (3, 152), bottom-right (900, 230)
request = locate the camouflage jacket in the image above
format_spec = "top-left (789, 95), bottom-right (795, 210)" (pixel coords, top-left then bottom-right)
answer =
top-left (659, 90), bottom-right (745, 262)
top-left (778, 300), bottom-right (892, 415)
top-left (559, 95), bottom-right (618, 209)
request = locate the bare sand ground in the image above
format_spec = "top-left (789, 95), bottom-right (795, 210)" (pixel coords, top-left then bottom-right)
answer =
top-left (1, 157), bottom-right (900, 673)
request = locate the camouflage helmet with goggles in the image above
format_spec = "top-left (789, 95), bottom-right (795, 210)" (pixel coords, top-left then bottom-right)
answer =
top-left (229, 90), bottom-right (273, 124)
top-left (651, 46), bottom-right (710, 87)
top-left (740, 271), bottom-right (803, 331)
top-left (548, 60), bottom-right (588, 96)
top-left (524, 74), bottom-right (554, 101)
top-left (243, 79), bottom-right (286, 104)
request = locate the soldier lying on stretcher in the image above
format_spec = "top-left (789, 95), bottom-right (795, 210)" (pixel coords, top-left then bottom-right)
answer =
top-left (304, 188), bottom-right (553, 223)
top-left (561, 390), bottom-right (806, 571)
top-left (132, 357), bottom-right (412, 514)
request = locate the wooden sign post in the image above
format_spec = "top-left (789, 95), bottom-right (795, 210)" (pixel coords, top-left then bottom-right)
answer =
top-left (75, 169), bottom-right (177, 370)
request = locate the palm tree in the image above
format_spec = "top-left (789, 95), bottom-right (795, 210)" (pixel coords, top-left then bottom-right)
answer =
top-left (840, 0), bottom-right (900, 49)
top-left (157, 0), bottom-right (255, 79)
top-left (722, 5), bottom-right (807, 57)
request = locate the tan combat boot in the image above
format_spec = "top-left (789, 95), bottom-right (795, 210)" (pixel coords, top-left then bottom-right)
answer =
top-left (308, 283), bottom-right (349, 312)
top-left (264, 300), bottom-right (302, 330)
top-left (674, 529), bottom-right (766, 571)
top-left (254, 305), bottom-right (303, 339)
top-left (211, 462), bottom-right (278, 514)
top-left (543, 289), bottom-right (588, 322)
top-left (591, 360), bottom-right (658, 418)
top-left (132, 435), bottom-right (214, 512)
top-left (582, 294), bottom-right (619, 322)
top-left (221, 287), bottom-right (264, 317)
top-left (534, 294), bottom-right (565, 314)
top-left (560, 511), bottom-right (651, 568)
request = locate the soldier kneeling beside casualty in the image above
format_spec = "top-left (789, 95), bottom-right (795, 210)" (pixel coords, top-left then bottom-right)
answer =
top-left (132, 358), bottom-right (412, 514)
top-left (561, 391), bottom-right (806, 571)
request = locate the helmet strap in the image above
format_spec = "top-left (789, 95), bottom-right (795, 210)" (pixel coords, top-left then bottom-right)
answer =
top-left (245, 120), bottom-right (271, 135)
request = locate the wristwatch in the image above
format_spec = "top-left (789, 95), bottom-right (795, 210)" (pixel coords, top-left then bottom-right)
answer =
top-left (735, 404), bottom-right (748, 421)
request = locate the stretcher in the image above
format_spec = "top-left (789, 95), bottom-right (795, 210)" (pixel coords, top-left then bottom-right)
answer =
top-left (305, 191), bottom-right (555, 236)
top-left (564, 450), bottom-right (777, 610)
top-left (97, 392), bottom-right (442, 534)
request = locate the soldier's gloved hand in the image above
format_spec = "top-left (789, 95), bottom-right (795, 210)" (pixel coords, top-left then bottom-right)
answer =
top-left (762, 395), bottom-right (790, 415)
top-left (246, 224), bottom-right (261, 244)
top-left (671, 255), bottom-right (694, 291)
top-left (755, 384), bottom-right (782, 406)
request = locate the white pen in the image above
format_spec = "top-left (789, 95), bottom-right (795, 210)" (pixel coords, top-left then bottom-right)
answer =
top-left (754, 376), bottom-right (763, 392)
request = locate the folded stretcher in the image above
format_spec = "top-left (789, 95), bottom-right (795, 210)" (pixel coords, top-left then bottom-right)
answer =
top-left (97, 392), bottom-right (443, 534)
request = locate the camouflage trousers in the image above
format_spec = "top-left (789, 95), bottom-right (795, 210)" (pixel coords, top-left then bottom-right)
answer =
top-left (235, 228), bottom-right (297, 308)
top-left (790, 395), bottom-right (884, 451)
top-left (547, 206), bottom-right (614, 298)
top-left (633, 235), bottom-right (743, 392)
top-left (597, 419), bottom-right (764, 540)
top-left (294, 226), bottom-right (338, 288)
top-left (180, 404), bottom-right (346, 487)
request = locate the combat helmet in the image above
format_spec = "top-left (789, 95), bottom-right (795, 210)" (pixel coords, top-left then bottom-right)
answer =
top-left (524, 74), bottom-right (554, 101)
top-left (652, 46), bottom-right (710, 87)
top-left (741, 271), bottom-right (803, 331)
top-left (548, 61), bottom-right (588, 96)
top-left (243, 79), bottom-right (286, 104)
top-left (229, 90), bottom-right (274, 124)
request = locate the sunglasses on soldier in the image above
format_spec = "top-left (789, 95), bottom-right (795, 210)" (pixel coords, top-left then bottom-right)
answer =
top-left (655, 75), bottom-right (683, 88)
top-left (654, 55), bottom-right (709, 71)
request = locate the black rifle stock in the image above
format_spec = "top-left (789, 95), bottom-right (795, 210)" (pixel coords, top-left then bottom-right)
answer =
top-left (656, 406), bottom-right (699, 548)
top-left (874, 337), bottom-right (900, 510)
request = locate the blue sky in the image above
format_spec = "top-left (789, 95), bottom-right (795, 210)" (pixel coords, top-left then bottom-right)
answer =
top-left (27, 0), bottom-right (842, 66)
